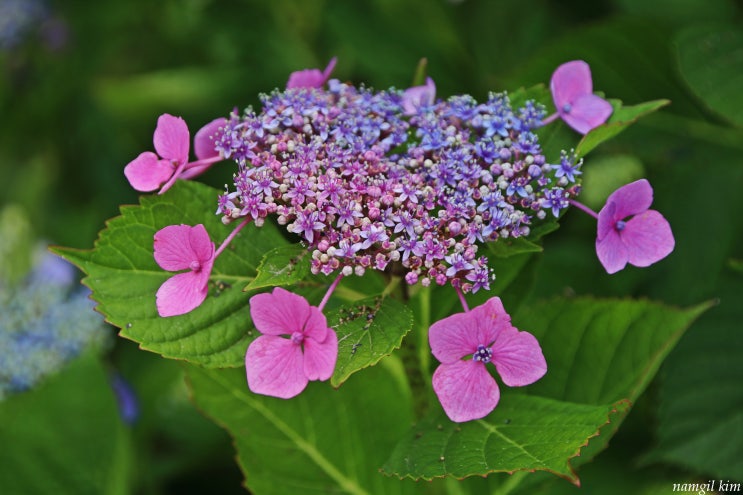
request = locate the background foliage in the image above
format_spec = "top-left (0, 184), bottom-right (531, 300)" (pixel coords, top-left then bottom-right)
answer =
top-left (1, 0), bottom-right (742, 493)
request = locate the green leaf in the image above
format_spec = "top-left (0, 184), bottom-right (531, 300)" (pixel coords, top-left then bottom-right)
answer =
top-left (328, 295), bottom-right (414, 387)
top-left (641, 272), bottom-right (743, 480)
top-left (244, 244), bottom-right (310, 291)
top-left (514, 298), bottom-right (712, 405)
top-left (53, 181), bottom-right (290, 368)
top-left (0, 353), bottom-right (132, 495)
top-left (576, 99), bottom-right (670, 157)
top-left (676, 25), bottom-right (743, 127)
top-left (411, 57), bottom-right (429, 86)
top-left (385, 297), bottom-right (711, 484)
top-left (382, 394), bottom-right (628, 483)
top-left (513, 297), bottom-right (713, 468)
top-left (185, 359), bottom-right (424, 495)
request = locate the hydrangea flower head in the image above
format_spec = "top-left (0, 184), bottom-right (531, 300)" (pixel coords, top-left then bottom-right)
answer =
top-left (429, 297), bottom-right (547, 422)
top-left (596, 179), bottom-right (674, 274)
top-left (245, 287), bottom-right (338, 398)
top-left (550, 60), bottom-right (612, 134)
top-left (402, 76), bottom-right (436, 115)
top-left (286, 57), bottom-right (338, 89)
top-left (153, 224), bottom-right (215, 317)
top-left (213, 76), bottom-right (575, 294)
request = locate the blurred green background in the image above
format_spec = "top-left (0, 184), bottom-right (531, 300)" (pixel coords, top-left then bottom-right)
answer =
top-left (1, 0), bottom-right (741, 493)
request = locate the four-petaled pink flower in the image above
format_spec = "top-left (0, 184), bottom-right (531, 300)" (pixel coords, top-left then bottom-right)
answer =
top-left (596, 179), bottom-right (674, 274)
top-left (286, 57), bottom-right (338, 89)
top-left (402, 77), bottom-right (436, 115)
top-left (153, 224), bottom-right (215, 317)
top-left (550, 60), bottom-right (613, 134)
top-left (124, 114), bottom-right (225, 194)
top-left (246, 287), bottom-right (338, 399)
top-left (429, 297), bottom-right (547, 422)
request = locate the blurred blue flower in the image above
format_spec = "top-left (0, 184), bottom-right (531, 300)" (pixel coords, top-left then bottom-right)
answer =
top-left (0, 248), bottom-right (110, 400)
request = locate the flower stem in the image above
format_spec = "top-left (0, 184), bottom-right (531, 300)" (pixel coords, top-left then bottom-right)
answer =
top-left (214, 217), bottom-right (251, 258)
top-left (568, 198), bottom-right (599, 220)
top-left (318, 273), bottom-right (344, 312)
top-left (540, 112), bottom-right (559, 126)
top-left (455, 285), bottom-right (470, 312)
top-left (158, 161), bottom-right (188, 195)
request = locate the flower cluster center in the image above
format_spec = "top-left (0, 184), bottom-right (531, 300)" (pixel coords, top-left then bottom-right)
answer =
top-left (214, 82), bottom-right (581, 293)
top-left (472, 344), bottom-right (493, 363)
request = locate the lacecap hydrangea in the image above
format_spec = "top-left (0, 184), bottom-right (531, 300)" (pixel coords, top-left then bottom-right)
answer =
top-left (212, 77), bottom-right (579, 293)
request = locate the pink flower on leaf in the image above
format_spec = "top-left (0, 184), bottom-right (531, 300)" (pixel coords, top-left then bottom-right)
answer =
top-left (550, 60), bottom-right (612, 134)
top-left (246, 287), bottom-right (338, 399)
top-left (429, 297), bottom-right (547, 422)
top-left (153, 224), bottom-right (215, 317)
top-left (286, 57), bottom-right (338, 89)
top-left (596, 179), bottom-right (674, 274)
top-left (402, 77), bottom-right (436, 115)
top-left (124, 114), bottom-right (225, 194)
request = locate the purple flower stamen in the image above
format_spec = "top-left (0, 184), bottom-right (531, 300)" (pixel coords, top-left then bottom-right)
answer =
top-left (472, 344), bottom-right (493, 363)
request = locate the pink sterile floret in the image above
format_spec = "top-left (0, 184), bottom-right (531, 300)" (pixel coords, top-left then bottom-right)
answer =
top-left (550, 60), bottom-right (613, 135)
top-left (153, 224), bottom-right (215, 317)
top-left (125, 114), bottom-right (190, 193)
top-left (124, 114), bottom-right (225, 193)
top-left (286, 57), bottom-right (338, 89)
top-left (246, 287), bottom-right (338, 399)
top-left (401, 77), bottom-right (436, 115)
top-left (429, 297), bottom-right (547, 423)
top-left (596, 179), bottom-right (675, 274)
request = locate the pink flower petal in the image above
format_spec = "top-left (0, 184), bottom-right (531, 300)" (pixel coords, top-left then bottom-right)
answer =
top-left (154, 224), bottom-right (213, 272)
top-left (560, 93), bottom-right (613, 135)
top-left (432, 360), bottom-right (500, 423)
top-left (321, 57), bottom-right (338, 81)
top-left (402, 77), bottom-right (436, 115)
top-left (596, 228), bottom-right (629, 274)
top-left (153, 114), bottom-right (190, 163)
top-left (246, 335), bottom-right (308, 398)
top-left (491, 326), bottom-right (547, 387)
top-left (604, 179), bottom-right (654, 221)
top-left (249, 287), bottom-right (311, 336)
top-left (303, 305), bottom-right (329, 343)
top-left (287, 69), bottom-right (324, 89)
top-left (623, 210), bottom-right (675, 268)
top-left (303, 328), bottom-right (338, 381)
top-left (597, 201), bottom-right (617, 242)
top-left (193, 117), bottom-right (226, 160)
top-left (124, 152), bottom-right (174, 192)
top-left (287, 58), bottom-right (336, 89)
top-left (155, 270), bottom-right (209, 317)
top-left (429, 297), bottom-right (510, 364)
top-left (187, 224), bottom-right (215, 266)
top-left (551, 60), bottom-right (593, 110)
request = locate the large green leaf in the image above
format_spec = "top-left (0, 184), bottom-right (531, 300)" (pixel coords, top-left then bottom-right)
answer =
top-left (641, 271), bottom-right (743, 480)
top-left (676, 25), bottom-right (743, 127)
top-left (382, 394), bottom-right (628, 484)
top-left (185, 359), bottom-right (424, 495)
top-left (53, 181), bottom-right (290, 367)
top-left (383, 297), bottom-right (710, 485)
top-left (513, 297), bottom-right (713, 467)
top-left (328, 295), bottom-right (414, 387)
top-left (0, 353), bottom-right (132, 495)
